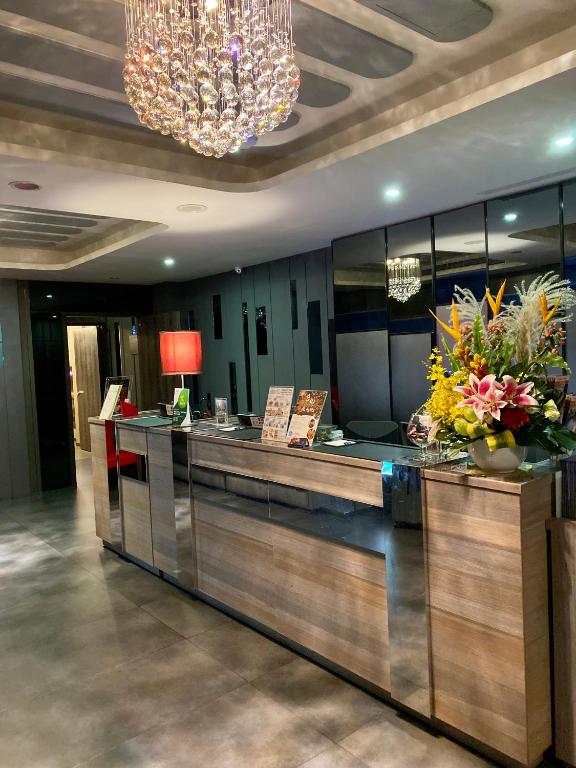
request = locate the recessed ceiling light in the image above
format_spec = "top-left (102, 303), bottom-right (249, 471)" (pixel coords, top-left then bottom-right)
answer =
top-left (176, 203), bottom-right (208, 214)
top-left (9, 180), bottom-right (41, 191)
top-left (384, 186), bottom-right (401, 201)
top-left (555, 136), bottom-right (574, 148)
top-left (163, 257), bottom-right (175, 267)
top-left (52, 315), bottom-right (57, 319)
top-left (504, 212), bottom-right (518, 223)
top-left (46, 293), bottom-right (54, 299)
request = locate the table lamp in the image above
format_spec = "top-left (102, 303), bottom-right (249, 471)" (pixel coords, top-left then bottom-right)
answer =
top-left (160, 331), bottom-right (202, 426)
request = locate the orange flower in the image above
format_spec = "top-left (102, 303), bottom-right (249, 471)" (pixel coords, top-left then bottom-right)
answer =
top-left (540, 293), bottom-right (561, 325)
top-left (429, 301), bottom-right (461, 342)
top-left (485, 281), bottom-right (506, 317)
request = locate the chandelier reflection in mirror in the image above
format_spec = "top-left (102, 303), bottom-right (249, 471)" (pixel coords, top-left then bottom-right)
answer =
top-left (387, 257), bottom-right (422, 303)
top-left (123, 0), bottom-right (300, 158)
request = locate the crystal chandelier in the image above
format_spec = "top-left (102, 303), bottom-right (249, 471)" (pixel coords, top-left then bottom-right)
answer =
top-left (387, 257), bottom-right (422, 303)
top-left (123, 0), bottom-right (300, 158)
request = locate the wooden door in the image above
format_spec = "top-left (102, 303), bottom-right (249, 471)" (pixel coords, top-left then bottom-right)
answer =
top-left (69, 326), bottom-right (101, 451)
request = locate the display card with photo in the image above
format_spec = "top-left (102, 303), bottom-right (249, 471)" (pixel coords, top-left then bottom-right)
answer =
top-left (287, 390), bottom-right (328, 448)
top-left (262, 386), bottom-right (294, 442)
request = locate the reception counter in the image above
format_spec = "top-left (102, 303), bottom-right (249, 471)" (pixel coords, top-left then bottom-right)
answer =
top-left (89, 417), bottom-right (555, 768)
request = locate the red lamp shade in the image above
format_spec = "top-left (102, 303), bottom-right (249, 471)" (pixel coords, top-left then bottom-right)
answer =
top-left (160, 331), bottom-right (202, 375)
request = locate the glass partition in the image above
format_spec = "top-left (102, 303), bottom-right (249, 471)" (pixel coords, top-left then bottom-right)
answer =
top-left (434, 204), bottom-right (486, 305)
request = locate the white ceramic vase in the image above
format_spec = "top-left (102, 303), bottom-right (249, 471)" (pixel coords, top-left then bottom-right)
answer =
top-left (468, 439), bottom-right (527, 474)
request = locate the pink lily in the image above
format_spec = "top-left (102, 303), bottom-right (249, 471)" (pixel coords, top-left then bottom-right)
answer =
top-left (455, 373), bottom-right (507, 421)
top-left (501, 375), bottom-right (538, 408)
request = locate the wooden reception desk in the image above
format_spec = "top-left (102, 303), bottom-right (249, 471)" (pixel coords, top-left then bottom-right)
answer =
top-left (89, 418), bottom-right (554, 768)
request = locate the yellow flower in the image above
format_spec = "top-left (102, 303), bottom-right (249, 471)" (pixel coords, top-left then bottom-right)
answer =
top-left (424, 367), bottom-right (467, 426)
top-left (486, 281), bottom-right (506, 317)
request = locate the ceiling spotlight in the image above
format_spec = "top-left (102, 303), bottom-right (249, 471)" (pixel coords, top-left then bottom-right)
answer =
top-left (9, 181), bottom-right (41, 191)
top-left (504, 212), bottom-right (518, 223)
top-left (555, 136), bottom-right (574, 148)
top-left (46, 293), bottom-right (54, 299)
top-left (176, 204), bottom-right (208, 214)
top-left (163, 257), bottom-right (175, 267)
top-left (52, 315), bottom-right (57, 319)
top-left (384, 186), bottom-right (401, 202)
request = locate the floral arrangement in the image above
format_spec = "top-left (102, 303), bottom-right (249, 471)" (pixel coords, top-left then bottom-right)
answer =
top-left (424, 272), bottom-right (576, 454)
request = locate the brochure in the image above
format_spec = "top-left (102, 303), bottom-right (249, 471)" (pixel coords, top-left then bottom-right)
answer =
top-left (287, 390), bottom-right (328, 448)
top-left (262, 386), bottom-right (294, 442)
top-left (99, 384), bottom-right (123, 420)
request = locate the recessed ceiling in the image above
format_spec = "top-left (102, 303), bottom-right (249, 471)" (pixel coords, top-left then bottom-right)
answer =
top-left (0, 0), bottom-right (575, 284)
top-left (356, 0), bottom-right (492, 42)
top-left (292, 1), bottom-right (413, 78)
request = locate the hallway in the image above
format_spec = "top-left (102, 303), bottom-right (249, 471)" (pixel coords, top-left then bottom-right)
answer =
top-left (0, 456), bottom-right (496, 768)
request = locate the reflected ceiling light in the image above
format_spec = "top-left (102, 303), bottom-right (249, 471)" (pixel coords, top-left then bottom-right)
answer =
top-left (46, 293), bottom-right (54, 299)
top-left (163, 257), bottom-right (176, 266)
top-left (555, 136), bottom-right (574, 148)
top-left (388, 257), bottom-right (421, 303)
top-left (504, 212), bottom-right (518, 223)
top-left (123, 0), bottom-right (300, 158)
top-left (176, 203), bottom-right (208, 214)
top-left (384, 186), bottom-right (401, 201)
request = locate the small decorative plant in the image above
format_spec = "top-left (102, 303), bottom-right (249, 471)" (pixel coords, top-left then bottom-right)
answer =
top-left (424, 272), bottom-right (576, 457)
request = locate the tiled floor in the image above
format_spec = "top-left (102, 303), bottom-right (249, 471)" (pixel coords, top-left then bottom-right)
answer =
top-left (0, 457), bottom-right (528, 767)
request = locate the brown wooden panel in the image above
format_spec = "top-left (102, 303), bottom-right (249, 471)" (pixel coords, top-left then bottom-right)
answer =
top-left (194, 501), bottom-right (277, 628)
top-left (266, 451), bottom-right (382, 507)
top-left (425, 474), bottom-right (552, 768)
top-left (147, 431), bottom-right (178, 577)
top-left (121, 476), bottom-right (153, 564)
top-left (90, 423), bottom-right (111, 542)
top-left (273, 527), bottom-right (390, 690)
top-left (430, 608), bottom-right (528, 760)
top-left (117, 426), bottom-right (147, 455)
top-left (189, 439), bottom-right (270, 480)
top-left (548, 518), bottom-right (576, 766)
top-left (189, 438), bottom-right (382, 506)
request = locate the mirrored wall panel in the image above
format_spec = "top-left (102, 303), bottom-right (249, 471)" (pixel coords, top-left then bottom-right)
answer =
top-left (333, 229), bottom-right (387, 331)
top-left (434, 204), bottom-right (486, 305)
top-left (386, 217), bottom-right (433, 322)
top-left (487, 187), bottom-right (561, 294)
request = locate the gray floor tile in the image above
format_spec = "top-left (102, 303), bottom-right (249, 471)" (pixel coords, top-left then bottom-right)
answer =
top-left (252, 656), bottom-right (388, 741)
top-left (339, 712), bottom-right (493, 768)
top-left (0, 641), bottom-right (243, 768)
top-left (298, 744), bottom-right (368, 767)
top-left (191, 620), bottom-right (297, 681)
top-left (77, 684), bottom-right (332, 768)
top-left (141, 591), bottom-right (235, 637)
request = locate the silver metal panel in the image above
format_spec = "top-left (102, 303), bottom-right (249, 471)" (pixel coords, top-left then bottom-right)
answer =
top-left (357, 0), bottom-right (493, 42)
top-left (172, 430), bottom-right (196, 588)
top-left (336, 330), bottom-right (391, 427)
top-left (382, 459), bottom-right (431, 716)
top-left (292, 1), bottom-right (413, 78)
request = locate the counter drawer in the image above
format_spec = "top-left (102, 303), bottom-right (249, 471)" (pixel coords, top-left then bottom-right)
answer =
top-left (117, 427), bottom-right (147, 455)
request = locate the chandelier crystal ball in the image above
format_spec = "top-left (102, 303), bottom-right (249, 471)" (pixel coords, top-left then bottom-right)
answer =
top-left (388, 257), bottom-right (422, 303)
top-left (123, 0), bottom-right (300, 158)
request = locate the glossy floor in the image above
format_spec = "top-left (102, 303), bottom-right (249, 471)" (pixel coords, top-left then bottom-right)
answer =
top-left (0, 457), bottom-right (543, 768)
